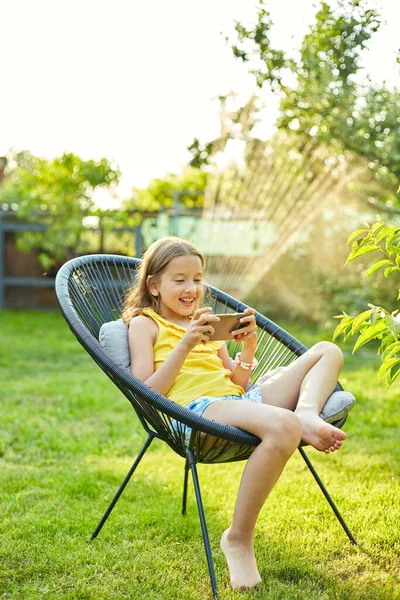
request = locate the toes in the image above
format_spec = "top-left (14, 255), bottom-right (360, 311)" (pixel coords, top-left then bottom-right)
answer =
top-left (325, 439), bottom-right (342, 453)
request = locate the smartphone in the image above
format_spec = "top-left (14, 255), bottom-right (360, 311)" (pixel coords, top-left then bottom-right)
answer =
top-left (206, 312), bottom-right (247, 341)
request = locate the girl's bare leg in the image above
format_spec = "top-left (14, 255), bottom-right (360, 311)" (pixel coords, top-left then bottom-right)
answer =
top-left (202, 400), bottom-right (302, 590)
top-left (199, 342), bottom-right (346, 588)
top-left (259, 342), bottom-right (347, 453)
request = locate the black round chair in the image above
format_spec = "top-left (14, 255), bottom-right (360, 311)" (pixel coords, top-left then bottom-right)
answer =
top-left (55, 254), bottom-right (356, 600)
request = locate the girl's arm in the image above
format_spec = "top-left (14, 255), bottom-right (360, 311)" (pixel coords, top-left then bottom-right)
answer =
top-left (217, 343), bottom-right (255, 390)
top-left (128, 316), bottom-right (157, 381)
top-left (128, 315), bottom-right (190, 397)
top-left (218, 308), bottom-right (258, 390)
top-left (217, 344), bottom-right (234, 373)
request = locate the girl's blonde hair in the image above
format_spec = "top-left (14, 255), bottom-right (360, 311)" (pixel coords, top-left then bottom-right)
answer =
top-left (122, 236), bottom-right (206, 323)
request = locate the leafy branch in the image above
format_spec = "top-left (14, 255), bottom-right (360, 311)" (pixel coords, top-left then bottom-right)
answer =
top-left (333, 216), bottom-right (400, 387)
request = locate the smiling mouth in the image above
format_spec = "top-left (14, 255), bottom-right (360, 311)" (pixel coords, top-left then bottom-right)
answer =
top-left (179, 298), bottom-right (195, 306)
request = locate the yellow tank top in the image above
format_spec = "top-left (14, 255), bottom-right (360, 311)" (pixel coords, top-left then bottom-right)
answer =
top-left (141, 308), bottom-right (244, 406)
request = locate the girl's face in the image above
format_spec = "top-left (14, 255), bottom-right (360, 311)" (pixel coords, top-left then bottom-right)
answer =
top-left (149, 254), bottom-right (204, 320)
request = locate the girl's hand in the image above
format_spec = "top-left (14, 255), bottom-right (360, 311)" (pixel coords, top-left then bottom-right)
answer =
top-left (231, 308), bottom-right (257, 348)
top-left (181, 307), bottom-right (219, 350)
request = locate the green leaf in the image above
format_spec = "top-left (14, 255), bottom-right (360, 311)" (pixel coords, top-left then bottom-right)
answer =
top-left (351, 309), bottom-right (373, 334)
top-left (365, 259), bottom-right (391, 276)
top-left (353, 320), bottom-right (388, 352)
top-left (378, 357), bottom-right (400, 377)
top-left (385, 229), bottom-right (400, 247)
top-left (384, 315), bottom-right (400, 340)
top-left (358, 235), bottom-right (375, 248)
top-left (370, 221), bottom-right (387, 235)
top-left (382, 341), bottom-right (400, 361)
top-left (345, 244), bottom-right (381, 265)
top-left (370, 307), bottom-right (379, 324)
top-left (347, 229), bottom-right (368, 244)
top-left (376, 226), bottom-right (398, 242)
top-left (388, 362), bottom-right (400, 385)
top-left (384, 266), bottom-right (400, 278)
top-left (333, 317), bottom-right (354, 341)
top-left (386, 245), bottom-right (400, 255)
top-left (378, 332), bottom-right (395, 355)
top-left (378, 357), bottom-right (400, 378)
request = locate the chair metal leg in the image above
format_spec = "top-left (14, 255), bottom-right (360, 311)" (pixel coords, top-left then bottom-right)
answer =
top-left (298, 447), bottom-right (357, 544)
top-left (91, 434), bottom-right (154, 540)
top-left (181, 456), bottom-right (190, 516)
top-left (188, 450), bottom-right (219, 600)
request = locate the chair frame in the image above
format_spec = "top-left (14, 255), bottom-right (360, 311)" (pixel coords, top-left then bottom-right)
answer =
top-left (55, 254), bottom-right (356, 600)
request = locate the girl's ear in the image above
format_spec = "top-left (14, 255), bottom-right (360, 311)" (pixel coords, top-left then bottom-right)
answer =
top-left (146, 275), bottom-right (159, 297)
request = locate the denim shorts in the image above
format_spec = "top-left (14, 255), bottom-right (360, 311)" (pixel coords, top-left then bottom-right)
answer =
top-left (185, 385), bottom-right (263, 417)
top-left (170, 385), bottom-right (263, 455)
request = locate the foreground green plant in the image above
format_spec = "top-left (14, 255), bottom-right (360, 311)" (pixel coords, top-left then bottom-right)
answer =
top-left (334, 217), bottom-right (400, 387)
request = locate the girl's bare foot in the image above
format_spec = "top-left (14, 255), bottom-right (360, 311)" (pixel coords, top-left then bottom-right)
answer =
top-left (295, 411), bottom-right (346, 453)
top-left (220, 528), bottom-right (261, 590)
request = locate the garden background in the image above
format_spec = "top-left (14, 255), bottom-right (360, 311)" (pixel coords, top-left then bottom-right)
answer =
top-left (1, 1), bottom-right (399, 598)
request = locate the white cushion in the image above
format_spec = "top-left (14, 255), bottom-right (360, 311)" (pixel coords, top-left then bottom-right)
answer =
top-left (320, 390), bottom-right (356, 424)
top-left (99, 319), bottom-right (130, 369)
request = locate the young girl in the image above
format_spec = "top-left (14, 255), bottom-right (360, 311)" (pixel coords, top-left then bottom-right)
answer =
top-left (123, 236), bottom-right (347, 591)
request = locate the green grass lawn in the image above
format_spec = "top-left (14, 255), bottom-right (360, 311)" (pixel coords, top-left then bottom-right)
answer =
top-left (1, 311), bottom-right (399, 600)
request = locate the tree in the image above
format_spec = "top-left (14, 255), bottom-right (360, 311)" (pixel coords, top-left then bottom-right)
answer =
top-left (0, 150), bottom-right (120, 268)
top-left (222, 0), bottom-right (400, 211)
top-left (224, 1), bottom-right (400, 384)
top-left (122, 167), bottom-right (207, 213)
top-left (187, 93), bottom-right (263, 168)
